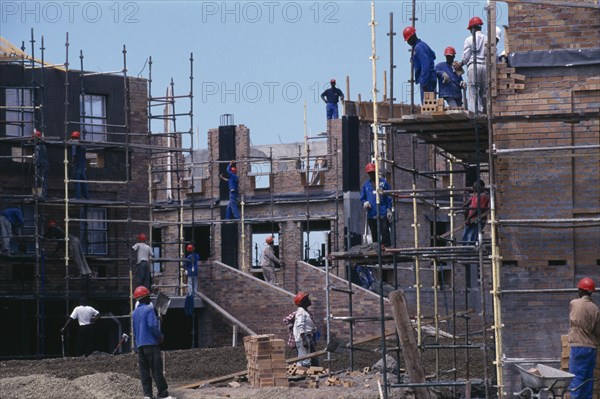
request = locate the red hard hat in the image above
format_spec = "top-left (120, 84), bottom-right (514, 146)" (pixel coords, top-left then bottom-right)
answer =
top-left (444, 46), bottom-right (457, 56)
top-left (365, 163), bottom-right (376, 173)
top-left (577, 277), bottom-right (596, 293)
top-left (70, 131), bottom-right (81, 139)
top-left (467, 16), bottom-right (484, 30)
top-left (138, 233), bottom-right (146, 241)
top-left (34, 129), bottom-right (43, 138)
top-left (403, 26), bottom-right (416, 41)
top-left (330, 79), bottom-right (336, 84)
top-left (186, 244), bottom-right (194, 252)
top-left (265, 236), bottom-right (274, 245)
top-left (133, 286), bottom-right (150, 300)
top-left (293, 292), bottom-right (308, 306)
top-left (230, 167), bottom-right (237, 174)
top-left (47, 220), bottom-right (57, 229)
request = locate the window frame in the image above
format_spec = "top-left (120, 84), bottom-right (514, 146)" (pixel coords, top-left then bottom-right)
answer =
top-left (80, 94), bottom-right (107, 142)
top-left (85, 207), bottom-right (108, 255)
top-left (5, 88), bottom-right (34, 137)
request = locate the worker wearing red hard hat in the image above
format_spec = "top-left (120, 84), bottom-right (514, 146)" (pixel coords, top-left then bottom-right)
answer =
top-left (32, 129), bottom-right (49, 199)
top-left (70, 130), bottom-right (89, 199)
top-left (455, 16), bottom-right (488, 114)
top-left (292, 292), bottom-right (318, 367)
top-left (132, 233), bottom-right (153, 291)
top-left (568, 277), bottom-right (600, 398)
top-left (434, 46), bottom-right (466, 108)
top-left (132, 285), bottom-right (175, 399)
top-left (260, 235), bottom-right (283, 284)
top-left (360, 163), bottom-right (393, 247)
top-left (402, 26), bottom-right (437, 105)
top-left (183, 244), bottom-right (200, 296)
top-left (320, 78), bottom-right (345, 120)
top-left (219, 160), bottom-right (240, 219)
top-left (45, 219), bottom-right (93, 277)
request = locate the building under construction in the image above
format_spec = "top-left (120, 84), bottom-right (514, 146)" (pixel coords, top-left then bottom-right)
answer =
top-left (1, 1), bottom-right (599, 398)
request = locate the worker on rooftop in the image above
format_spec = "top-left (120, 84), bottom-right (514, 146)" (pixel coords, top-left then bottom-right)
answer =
top-left (360, 163), bottom-right (393, 248)
top-left (320, 79), bottom-right (344, 120)
top-left (568, 277), bottom-right (600, 399)
top-left (70, 130), bottom-right (89, 200)
top-left (403, 26), bottom-right (437, 105)
top-left (219, 160), bottom-right (240, 219)
top-left (434, 46), bottom-right (467, 108)
top-left (455, 17), bottom-right (488, 114)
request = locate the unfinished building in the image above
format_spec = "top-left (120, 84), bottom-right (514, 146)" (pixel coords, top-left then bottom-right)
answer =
top-left (1, 0), bottom-right (599, 397)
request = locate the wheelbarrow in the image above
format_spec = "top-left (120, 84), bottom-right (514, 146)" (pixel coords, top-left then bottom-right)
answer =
top-left (513, 363), bottom-right (586, 399)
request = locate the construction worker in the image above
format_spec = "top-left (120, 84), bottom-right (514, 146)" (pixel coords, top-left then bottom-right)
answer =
top-left (132, 286), bottom-right (175, 399)
top-left (292, 292), bottom-right (318, 367)
top-left (360, 163), bottom-right (393, 248)
top-left (132, 233), bottom-right (153, 291)
top-left (46, 220), bottom-right (92, 277)
top-left (183, 244), bottom-right (200, 296)
top-left (568, 277), bottom-right (600, 399)
top-left (70, 130), bottom-right (89, 199)
top-left (455, 17), bottom-right (488, 113)
top-left (219, 160), bottom-right (240, 219)
top-left (60, 297), bottom-right (101, 356)
top-left (33, 129), bottom-right (49, 199)
top-left (403, 26), bottom-right (437, 104)
top-left (0, 207), bottom-right (24, 255)
top-left (434, 46), bottom-right (467, 108)
top-left (461, 180), bottom-right (490, 244)
top-left (261, 236), bottom-right (283, 284)
top-left (320, 79), bottom-right (345, 120)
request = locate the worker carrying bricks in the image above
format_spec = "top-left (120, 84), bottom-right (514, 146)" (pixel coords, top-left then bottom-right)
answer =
top-left (403, 26), bottom-right (437, 104)
top-left (455, 16), bottom-right (488, 113)
top-left (70, 130), bottom-right (89, 199)
top-left (132, 286), bottom-right (175, 399)
top-left (60, 297), bottom-right (101, 356)
top-left (0, 207), bottom-right (24, 255)
top-left (260, 236), bottom-right (283, 285)
top-left (320, 79), bottom-right (345, 120)
top-left (46, 220), bottom-right (92, 278)
top-left (292, 292), bottom-right (318, 367)
top-left (132, 233), bottom-right (153, 291)
top-left (434, 46), bottom-right (467, 108)
top-left (183, 244), bottom-right (200, 296)
top-left (360, 163), bottom-right (393, 248)
top-left (33, 129), bottom-right (49, 199)
top-left (219, 160), bottom-right (240, 219)
top-left (461, 180), bottom-right (490, 244)
top-left (568, 277), bottom-right (600, 399)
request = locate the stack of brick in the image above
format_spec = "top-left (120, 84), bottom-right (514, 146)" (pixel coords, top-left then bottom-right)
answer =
top-left (420, 92), bottom-right (444, 114)
top-left (560, 335), bottom-right (600, 398)
top-left (496, 63), bottom-right (526, 95)
top-left (243, 334), bottom-right (289, 388)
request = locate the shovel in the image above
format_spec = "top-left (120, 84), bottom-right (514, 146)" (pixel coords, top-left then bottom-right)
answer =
top-left (155, 292), bottom-right (171, 317)
top-left (61, 332), bottom-right (65, 358)
top-left (112, 333), bottom-right (129, 355)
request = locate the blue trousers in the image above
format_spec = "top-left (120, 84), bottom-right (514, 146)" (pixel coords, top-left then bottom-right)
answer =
top-left (419, 79), bottom-right (437, 104)
top-left (138, 345), bottom-right (169, 398)
top-left (462, 223), bottom-right (479, 244)
top-left (226, 191), bottom-right (240, 219)
top-left (73, 168), bottom-right (89, 199)
top-left (569, 346), bottom-right (596, 399)
top-left (326, 102), bottom-right (339, 119)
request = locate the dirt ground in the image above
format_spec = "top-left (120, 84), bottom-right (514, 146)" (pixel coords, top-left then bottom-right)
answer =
top-left (0, 339), bottom-right (490, 399)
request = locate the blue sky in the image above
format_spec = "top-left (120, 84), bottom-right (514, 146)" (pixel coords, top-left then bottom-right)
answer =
top-left (2, 1), bottom-right (507, 148)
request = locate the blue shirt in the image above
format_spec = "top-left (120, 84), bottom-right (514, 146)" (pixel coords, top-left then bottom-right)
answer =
top-left (1, 208), bottom-right (24, 226)
top-left (226, 164), bottom-right (239, 192)
top-left (185, 252), bottom-right (200, 277)
top-left (320, 87), bottom-right (344, 104)
top-left (360, 178), bottom-right (392, 219)
top-left (132, 302), bottom-right (162, 348)
top-left (434, 61), bottom-right (463, 99)
top-left (412, 39), bottom-right (436, 86)
top-left (71, 144), bottom-right (86, 171)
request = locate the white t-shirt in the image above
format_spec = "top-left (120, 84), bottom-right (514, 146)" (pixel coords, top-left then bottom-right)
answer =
top-left (293, 307), bottom-right (316, 342)
top-left (132, 242), bottom-right (153, 264)
top-left (70, 305), bottom-right (99, 326)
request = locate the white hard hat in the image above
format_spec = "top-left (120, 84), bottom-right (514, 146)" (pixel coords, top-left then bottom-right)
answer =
top-left (496, 26), bottom-right (502, 40)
